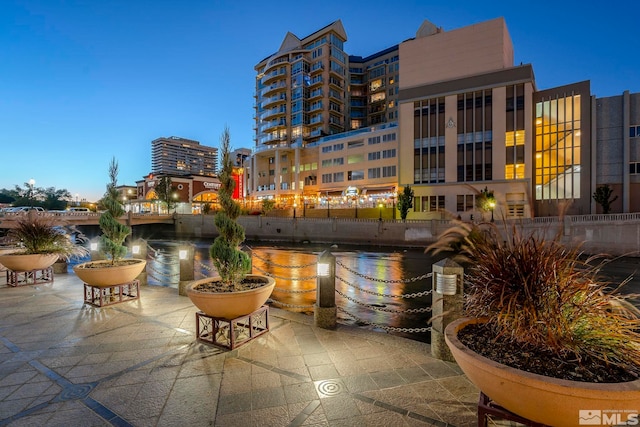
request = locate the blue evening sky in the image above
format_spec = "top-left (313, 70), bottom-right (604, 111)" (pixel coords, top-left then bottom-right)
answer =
top-left (1, 0), bottom-right (638, 202)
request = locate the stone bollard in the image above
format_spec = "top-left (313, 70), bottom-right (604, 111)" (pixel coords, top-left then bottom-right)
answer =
top-left (314, 249), bottom-right (337, 329)
top-left (131, 239), bottom-right (148, 286)
top-left (89, 238), bottom-right (105, 261)
top-left (53, 259), bottom-right (68, 274)
top-left (430, 258), bottom-right (464, 362)
top-left (178, 244), bottom-right (194, 296)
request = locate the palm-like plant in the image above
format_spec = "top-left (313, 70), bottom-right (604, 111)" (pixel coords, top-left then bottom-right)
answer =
top-left (7, 216), bottom-right (88, 259)
top-left (428, 220), bottom-right (640, 376)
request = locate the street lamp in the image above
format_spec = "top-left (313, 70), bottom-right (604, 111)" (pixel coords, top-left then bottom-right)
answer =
top-left (293, 203), bottom-right (297, 219)
top-left (489, 201), bottom-right (496, 222)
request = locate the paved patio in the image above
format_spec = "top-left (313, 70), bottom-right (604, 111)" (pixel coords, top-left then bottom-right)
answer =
top-left (0, 269), bottom-right (481, 427)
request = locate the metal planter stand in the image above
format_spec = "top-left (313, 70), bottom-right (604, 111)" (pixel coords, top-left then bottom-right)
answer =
top-left (195, 305), bottom-right (270, 350)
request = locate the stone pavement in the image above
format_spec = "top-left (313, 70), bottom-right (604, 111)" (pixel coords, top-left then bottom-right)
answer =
top-left (0, 270), bottom-right (481, 427)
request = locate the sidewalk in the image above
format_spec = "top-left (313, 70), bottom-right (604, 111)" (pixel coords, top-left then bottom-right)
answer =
top-left (0, 270), bottom-right (479, 427)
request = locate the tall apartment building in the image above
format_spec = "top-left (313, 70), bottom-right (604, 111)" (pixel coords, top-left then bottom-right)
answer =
top-left (151, 136), bottom-right (218, 177)
top-left (245, 18), bottom-right (638, 218)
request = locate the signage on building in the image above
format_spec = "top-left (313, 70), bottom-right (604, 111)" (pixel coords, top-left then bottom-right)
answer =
top-left (203, 182), bottom-right (221, 190)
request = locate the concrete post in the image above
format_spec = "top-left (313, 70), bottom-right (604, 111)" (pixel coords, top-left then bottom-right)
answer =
top-left (53, 259), bottom-right (68, 274)
top-left (430, 258), bottom-right (464, 362)
top-left (178, 244), bottom-right (195, 296)
top-left (131, 239), bottom-right (148, 286)
top-left (314, 249), bottom-right (336, 329)
top-left (89, 238), bottom-right (105, 261)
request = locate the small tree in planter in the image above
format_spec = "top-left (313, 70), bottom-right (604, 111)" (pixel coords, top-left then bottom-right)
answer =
top-left (99, 157), bottom-right (132, 265)
top-left (209, 127), bottom-right (251, 290)
top-left (185, 127), bottom-right (275, 321)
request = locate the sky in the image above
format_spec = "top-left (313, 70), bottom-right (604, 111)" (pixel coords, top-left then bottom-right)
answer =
top-left (1, 0), bottom-right (638, 202)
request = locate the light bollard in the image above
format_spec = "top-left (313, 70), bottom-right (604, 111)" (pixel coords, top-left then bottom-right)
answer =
top-left (131, 239), bottom-right (148, 286)
top-left (314, 249), bottom-right (337, 329)
top-left (430, 258), bottom-right (464, 362)
top-left (89, 239), bottom-right (104, 261)
top-left (178, 244), bottom-right (195, 296)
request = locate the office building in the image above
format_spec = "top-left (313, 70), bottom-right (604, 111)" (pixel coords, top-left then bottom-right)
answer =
top-left (151, 136), bottom-right (219, 177)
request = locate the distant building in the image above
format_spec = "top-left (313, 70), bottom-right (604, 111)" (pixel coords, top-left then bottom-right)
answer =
top-left (151, 136), bottom-right (219, 177)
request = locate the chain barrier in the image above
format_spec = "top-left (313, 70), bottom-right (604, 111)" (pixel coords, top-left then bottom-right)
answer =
top-left (334, 288), bottom-right (432, 314)
top-left (268, 298), bottom-right (315, 309)
top-left (247, 246), bottom-right (317, 269)
top-left (335, 274), bottom-right (433, 299)
top-left (252, 264), bottom-right (318, 282)
top-left (337, 307), bottom-right (432, 334)
top-left (336, 259), bottom-right (433, 284)
top-left (146, 264), bottom-right (179, 284)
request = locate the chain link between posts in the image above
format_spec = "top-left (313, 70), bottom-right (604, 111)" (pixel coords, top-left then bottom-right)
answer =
top-left (337, 307), bottom-right (432, 333)
top-left (336, 259), bottom-right (433, 284)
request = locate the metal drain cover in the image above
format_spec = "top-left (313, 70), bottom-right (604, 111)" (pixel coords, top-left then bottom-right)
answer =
top-left (314, 379), bottom-right (345, 398)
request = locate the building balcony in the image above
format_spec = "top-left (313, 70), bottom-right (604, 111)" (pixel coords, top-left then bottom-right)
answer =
top-left (308, 89), bottom-right (323, 100)
top-left (260, 106), bottom-right (287, 122)
top-left (261, 93), bottom-right (287, 109)
top-left (260, 81), bottom-right (287, 98)
top-left (310, 62), bottom-right (324, 74)
top-left (261, 118), bottom-right (287, 133)
top-left (260, 68), bottom-right (287, 85)
top-left (308, 76), bottom-right (323, 87)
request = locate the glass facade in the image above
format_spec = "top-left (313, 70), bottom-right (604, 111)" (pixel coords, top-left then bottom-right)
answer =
top-left (456, 91), bottom-right (492, 182)
top-left (413, 98), bottom-right (445, 184)
top-left (535, 94), bottom-right (581, 200)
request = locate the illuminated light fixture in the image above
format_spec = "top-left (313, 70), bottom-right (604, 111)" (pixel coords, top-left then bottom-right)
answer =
top-left (436, 273), bottom-right (458, 295)
top-left (90, 242), bottom-right (99, 251)
top-left (179, 249), bottom-right (188, 260)
top-left (132, 245), bottom-right (141, 255)
top-left (317, 262), bottom-right (330, 277)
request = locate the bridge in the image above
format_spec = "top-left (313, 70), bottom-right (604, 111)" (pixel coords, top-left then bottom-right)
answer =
top-left (0, 211), bottom-right (176, 229)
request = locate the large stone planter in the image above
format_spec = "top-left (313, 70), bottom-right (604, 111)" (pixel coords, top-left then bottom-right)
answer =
top-left (73, 259), bottom-right (147, 287)
top-left (445, 317), bottom-right (640, 427)
top-left (0, 253), bottom-right (59, 272)
top-left (185, 275), bottom-right (275, 320)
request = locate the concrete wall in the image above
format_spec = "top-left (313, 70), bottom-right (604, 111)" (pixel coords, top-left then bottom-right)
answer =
top-left (172, 213), bottom-right (640, 256)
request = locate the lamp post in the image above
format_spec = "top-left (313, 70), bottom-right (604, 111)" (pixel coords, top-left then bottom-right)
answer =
top-left (489, 201), bottom-right (496, 222)
top-left (293, 203), bottom-right (297, 219)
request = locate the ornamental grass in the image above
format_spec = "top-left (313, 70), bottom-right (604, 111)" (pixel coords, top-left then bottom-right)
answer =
top-left (428, 219), bottom-right (640, 377)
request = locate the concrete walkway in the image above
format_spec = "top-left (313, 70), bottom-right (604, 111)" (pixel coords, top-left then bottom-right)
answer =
top-left (0, 270), bottom-right (480, 427)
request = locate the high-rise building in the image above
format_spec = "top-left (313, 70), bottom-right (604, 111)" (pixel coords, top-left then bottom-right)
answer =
top-left (151, 136), bottom-right (218, 177)
top-left (245, 18), bottom-right (638, 218)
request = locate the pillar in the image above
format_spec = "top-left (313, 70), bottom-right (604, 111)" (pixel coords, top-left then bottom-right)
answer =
top-left (431, 258), bottom-right (464, 362)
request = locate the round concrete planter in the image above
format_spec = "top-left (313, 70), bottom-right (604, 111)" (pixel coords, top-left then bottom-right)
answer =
top-left (445, 317), bottom-right (640, 427)
top-left (186, 275), bottom-right (275, 320)
top-left (73, 259), bottom-right (146, 288)
top-left (0, 253), bottom-right (59, 272)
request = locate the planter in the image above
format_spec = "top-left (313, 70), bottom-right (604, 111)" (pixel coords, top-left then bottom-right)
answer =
top-left (0, 253), bottom-right (59, 272)
top-left (445, 318), bottom-right (640, 427)
top-left (73, 259), bottom-right (146, 288)
top-left (185, 275), bottom-right (276, 320)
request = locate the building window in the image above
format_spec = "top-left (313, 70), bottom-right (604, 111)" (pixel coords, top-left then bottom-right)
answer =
top-left (414, 98), bottom-right (446, 184)
top-left (630, 162), bottom-right (640, 174)
top-left (333, 158), bottom-right (344, 166)
top-left (415, 195), bottom-right (444, 212)
top-left (347, 170), bottom-right (364, 181)
top-left (382, 149), bottom-right (396, 159)
top-left (348, 154), bottom-right (364, 164)
top-left (368, 168), bottom-right (381, 179)
top-left (333, 143), bottom-right (344, 151)
top-left (505, 130), bottom-right (525, 179)
top-left (322, 159), bottom-right (332, 167)
top-left (322, 146), bottom-right (332, 153)
top-left (535, 94), bottom-right (581, 200)
top-left (368, 152), bottom-right (381, 161)
top-left (333, 172), bottom-right (344, 182)
top-left (456, 90), bottom-right (493, 182)
top-left (629, 125), bottom-right (640, 137)
top-left (322, 173), bottom-right (332, 183)
top-left (382, 133), bottom-right (396, 142)
top-left (456, 194), bottom-right (475, 211)
top-left (368, 136), bottom-right (381, 145)
top-left (382, 165), bottom-right (396, 177)
top-left (506, 192), bottom-right (526, 218)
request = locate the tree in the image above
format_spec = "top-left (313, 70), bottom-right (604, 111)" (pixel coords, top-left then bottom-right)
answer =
top-left (592, 184), bottom-right (618, 214)
top-left (209, 127), bottom-right (251, 289)
top-left (397, 186), bottom-right (414, 221)
top-left (99, 158), bottom-right (131, 264)
top-left (154, 176), bottom-right (177, 213)
top-left (261, 198), bottom-right (275, 215)
top-left (41, 187), bottom-right (72, 210)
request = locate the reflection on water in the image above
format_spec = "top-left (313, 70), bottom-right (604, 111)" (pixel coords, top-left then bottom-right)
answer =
top-left (147, 240), bottom-right (440, 342)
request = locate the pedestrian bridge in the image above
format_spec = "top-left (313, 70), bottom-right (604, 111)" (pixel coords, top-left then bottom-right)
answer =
top-left (0, 211), bottom-right (176, 229)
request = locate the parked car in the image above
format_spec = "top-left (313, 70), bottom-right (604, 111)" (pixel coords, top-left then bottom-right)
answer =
top-left (14, 207), bottom-right (45, 212)
top-left (68, 207), bottom-right (91, 212)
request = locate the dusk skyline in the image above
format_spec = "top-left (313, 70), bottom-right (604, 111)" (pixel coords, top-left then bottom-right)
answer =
top-left (2, 0), bottom-right (638, 202)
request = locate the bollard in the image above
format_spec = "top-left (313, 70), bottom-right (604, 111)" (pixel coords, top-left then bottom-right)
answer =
top-left (53, 259), bottom-right (68, 274)
top-left (314, 249), bottom-right (337, 329)
top-left (89, 238), bottom-right (105, 261)
top-left (430, 258), bottom-right (464, 362)
top-left (131, 239), bottom-right (148, 286)
top-left (178, 244), bottom-right (194, 296)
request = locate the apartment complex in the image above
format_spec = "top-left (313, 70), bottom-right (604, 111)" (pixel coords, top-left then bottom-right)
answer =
top-left (151, 136), bottom-right (219, 177)
top-left (246, 18), bottom-right (638, 218)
